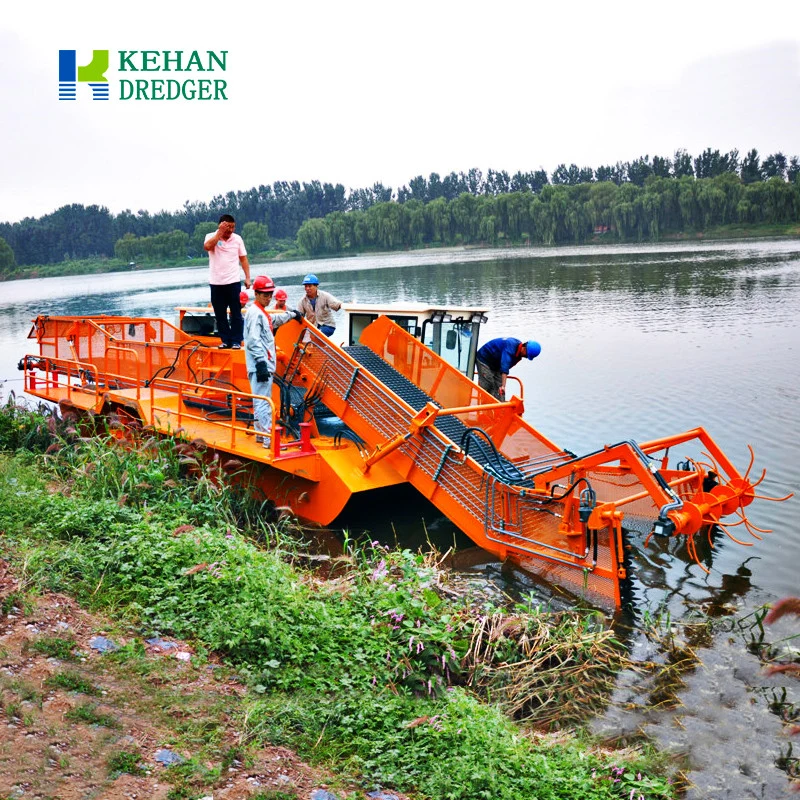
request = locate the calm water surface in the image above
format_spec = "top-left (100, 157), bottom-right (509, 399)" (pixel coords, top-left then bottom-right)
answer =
top-left (1, 239), bottom-right (798, 617)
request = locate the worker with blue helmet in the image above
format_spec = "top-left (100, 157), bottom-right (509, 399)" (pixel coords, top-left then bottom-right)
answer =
top-left (475, 337), bottom-right (541, 399)
top-left (297, 273), bottom-right (343, 336)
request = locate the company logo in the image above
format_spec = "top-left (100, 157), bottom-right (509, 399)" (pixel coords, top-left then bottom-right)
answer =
top-left (58, 50), bottom-right (109, 101)
top-left (57, 49), bottom-right (229, 102)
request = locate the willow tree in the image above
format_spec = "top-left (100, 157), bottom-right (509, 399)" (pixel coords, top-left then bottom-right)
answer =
top-left (0, 236), bottom-right (16, 274)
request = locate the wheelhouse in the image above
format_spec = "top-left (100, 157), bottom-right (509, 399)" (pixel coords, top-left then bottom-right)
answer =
top-left (343, 303), bottom-right (489, 378)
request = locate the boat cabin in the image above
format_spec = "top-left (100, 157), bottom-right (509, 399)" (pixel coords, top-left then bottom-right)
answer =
top-left (343, 303), bottom-right (489, 378)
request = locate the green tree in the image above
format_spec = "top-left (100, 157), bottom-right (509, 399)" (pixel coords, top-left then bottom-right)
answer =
top-left (0, 235), bottom-right (16, 274)
top-left (672, 149), bottom-right (694, 178)
top-left (324, 212), bottom-right (349, 253)
top-left (586, 181), bottom-right (618, 228)
top-left (551, 164), bottom-right (581, 185)
top-left (425, 197), bottom-right (451, 243)
top-left (296, 218), bottom-right (328, 256)
top-left (788, 156), bottom-right (800, 184)
top-left (762, 152), bottom-right (788, 180)
top-left (697, 181), bottom-right (726, 226)
top-left (765, 176), bottom-right (793, 221)
top-left (191, 222), bottom-right (217, 255)
top-left (627, 156), bottom-right (653, 186)
top-left (740, 149), bottom-right (761, 184)
top-left (652, 155), bottom-right (672, 178)
top-left (114, 233), bottom-right (138, 263)
top-left (451, 193), bottom-right (479, 243)
top-left (241, 221), bottom-right (269, 254)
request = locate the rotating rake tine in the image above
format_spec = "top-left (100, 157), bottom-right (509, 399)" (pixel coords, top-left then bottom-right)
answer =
top-left (706, 525), bottom-right (717, 549)
top-left (742, 444), bottom-right (756, 482)
top-left (734, 505), bottom-right (772, 533)
top-left (750, 468), bottom-right (767, 490)
top-left (701, 450), bottom-right (723, 478)
top-left (729, 507), bottom-right (767, 539)
top-left (687, 535), bottom-right (710, 574)
top-left (723, 516), bottom-right (746, 528)
top-left (716, 519), bottom-right (756, 546)
top-left (750, 484), bottom-right (795, 503)
top-left (702, 448), bottom-right (792, 501)
top-left (741, 514), bottom-right (770, 538)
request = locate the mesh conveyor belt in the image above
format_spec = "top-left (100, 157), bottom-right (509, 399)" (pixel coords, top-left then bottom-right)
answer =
top-left (344, 345), bottom-right (532, 486)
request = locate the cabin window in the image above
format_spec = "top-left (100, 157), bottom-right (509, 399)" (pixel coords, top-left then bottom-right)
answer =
top-left (349, 314), bottom-right (418, 346)
top-left (422, 318), bottom-right (478, 375)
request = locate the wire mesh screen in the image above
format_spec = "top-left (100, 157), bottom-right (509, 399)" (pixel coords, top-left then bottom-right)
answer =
top-left (516, 525), bottom-right (621, 608)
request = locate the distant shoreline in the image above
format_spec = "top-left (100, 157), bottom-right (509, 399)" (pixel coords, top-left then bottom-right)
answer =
top-left (3, 223), bottom-right (799, 282)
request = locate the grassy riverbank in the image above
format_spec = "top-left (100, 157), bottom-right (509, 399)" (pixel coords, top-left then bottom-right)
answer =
top-left (1, 239), bottom-right (304, 282)
top-left (3, 224), bottom-right (799, 283)
top-left (656, 222), bottom-right (800, 242)
top-left (0, 395), bottom-right (679, 799)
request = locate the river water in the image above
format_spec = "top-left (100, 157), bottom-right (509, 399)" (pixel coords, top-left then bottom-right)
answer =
top-left (2, 239), bottom-right (799, 794)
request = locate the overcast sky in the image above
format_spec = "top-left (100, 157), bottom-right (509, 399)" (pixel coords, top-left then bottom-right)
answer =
top-left (1, 1), bottom-right (799, 224)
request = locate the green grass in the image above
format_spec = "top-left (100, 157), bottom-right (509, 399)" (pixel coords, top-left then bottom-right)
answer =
top-left (1, 238), bottom-right (302, 282)
top-left (660, 221), bottom-right (800, 241)
top-left (2, 678), bottom-right (43, 708)
top-left (44, 671), bottom-right (101, 695)
top-left (64, 702), bottom-right (119, 728)
top-left (0, 401), bottom-right (679, 799)
top-left (107, 749), bottom-right (145, 777)
top-left (27, 636), bottom-right (79, 661)
top-left (2, 256), bottom-right (199, 282)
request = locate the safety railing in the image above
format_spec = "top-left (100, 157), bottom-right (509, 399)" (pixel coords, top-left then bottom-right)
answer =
top-left (21, 355), bottom-right (102, 407)
top-left (22, 349), bottom-right (313, 461)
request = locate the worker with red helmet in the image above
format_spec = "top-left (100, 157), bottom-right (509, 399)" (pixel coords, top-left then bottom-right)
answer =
top-left (273, 288), bottom-right (288, 312)
top-left (243, 275), bottom-right (302, 447)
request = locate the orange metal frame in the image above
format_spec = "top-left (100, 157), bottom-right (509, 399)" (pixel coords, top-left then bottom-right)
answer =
top-left (21, 313), bottom-right (793, 608)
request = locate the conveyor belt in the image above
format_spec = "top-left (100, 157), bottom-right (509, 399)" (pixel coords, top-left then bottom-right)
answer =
top-left (344, 345), bottom-right (532, 486)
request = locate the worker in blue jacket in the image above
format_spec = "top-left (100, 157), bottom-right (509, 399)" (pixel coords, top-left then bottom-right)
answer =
top-left (475, 337), bottom-right (541, 399)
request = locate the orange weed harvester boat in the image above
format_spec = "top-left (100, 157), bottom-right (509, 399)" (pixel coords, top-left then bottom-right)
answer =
top-left (19, 305), bottom-right (792, 608)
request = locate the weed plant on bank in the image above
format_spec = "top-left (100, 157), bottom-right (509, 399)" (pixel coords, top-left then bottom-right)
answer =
top-left (0, 396), bottom-right (676, 799)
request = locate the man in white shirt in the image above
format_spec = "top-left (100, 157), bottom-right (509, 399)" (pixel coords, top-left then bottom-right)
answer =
top-left (203, 214), bottom-right (251, 349)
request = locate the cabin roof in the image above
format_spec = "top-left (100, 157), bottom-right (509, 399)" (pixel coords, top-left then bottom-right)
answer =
top-left (342, 302), bottom-right (490, 316)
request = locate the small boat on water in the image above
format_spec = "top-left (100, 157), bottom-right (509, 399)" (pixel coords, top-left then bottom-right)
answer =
top-left (18, 303), bottom-right (792, 608)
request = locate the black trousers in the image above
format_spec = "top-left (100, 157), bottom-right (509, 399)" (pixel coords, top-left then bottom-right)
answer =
top-left (210, 282), bottom-right (243, 346)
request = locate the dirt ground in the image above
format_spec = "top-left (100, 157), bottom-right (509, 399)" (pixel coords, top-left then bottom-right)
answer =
top-left (0, 559), bottom-right (402, 800)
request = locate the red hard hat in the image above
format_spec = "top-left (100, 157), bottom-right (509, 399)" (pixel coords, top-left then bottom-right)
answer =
top-left (239, 291), bottom-right (249, 305)
top-left (252, 275), bottom-right (275, 292)
top-left (274, 288), bottom-right (288, 301)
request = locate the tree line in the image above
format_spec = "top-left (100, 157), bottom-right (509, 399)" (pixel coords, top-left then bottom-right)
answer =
top-left (0, 147), bottom-right (798, 271)
top-left (297, 173), bottom-right (800, 254)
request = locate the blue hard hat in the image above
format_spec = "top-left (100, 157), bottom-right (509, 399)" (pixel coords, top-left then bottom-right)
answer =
top-left (526, 340), bottom-right (541, 359)
top-left (302, 273), bottom-right (320, 285)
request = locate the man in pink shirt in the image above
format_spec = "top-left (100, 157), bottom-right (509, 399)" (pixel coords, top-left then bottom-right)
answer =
top-left (203, 214), bottom-right (252, 349)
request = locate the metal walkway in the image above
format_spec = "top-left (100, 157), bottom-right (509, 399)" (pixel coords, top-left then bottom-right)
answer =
top-left (344, 345), bottom-right (533, 485)
top-left (278, 320), bottom-right (625, 607)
